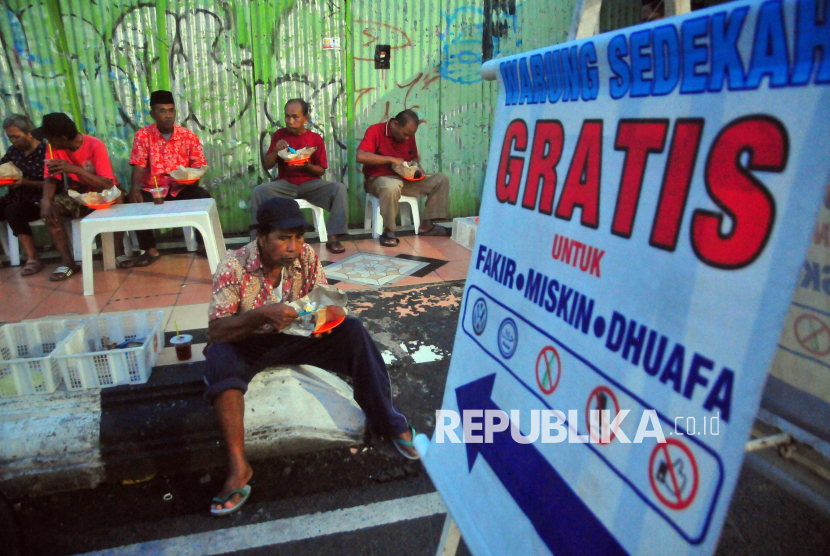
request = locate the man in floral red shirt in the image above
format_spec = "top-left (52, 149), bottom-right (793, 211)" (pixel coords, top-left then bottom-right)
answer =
top-left (204, 198), bottom-right (418, 516)
top-left (128, 90), bottom-right (210, 266)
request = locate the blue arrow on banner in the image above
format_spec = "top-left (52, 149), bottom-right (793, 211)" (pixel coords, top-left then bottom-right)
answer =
top-left (455, 374), bottom-right (628, 556)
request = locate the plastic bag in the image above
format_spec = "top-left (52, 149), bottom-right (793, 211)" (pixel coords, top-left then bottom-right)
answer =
top-left (277, 284), bottom-right (349, 337)
top-left (0, 162), bottom-right (22, 180)
top-left (392, 160), bottom-right (423, 179)
top-left (169, 165), bottom-right (208, 180)
top-left (67, 186), bottom-right (122, 207)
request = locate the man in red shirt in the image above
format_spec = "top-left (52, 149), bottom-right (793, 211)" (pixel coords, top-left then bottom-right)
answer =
top-left (251, 99), bottom-right (347, 253)
top-left (39, 113), bottom-right (132, 280)
top-left (357, 110), bottom-right (450, 247)
top-left (128, 90), bottom-right (211, 266)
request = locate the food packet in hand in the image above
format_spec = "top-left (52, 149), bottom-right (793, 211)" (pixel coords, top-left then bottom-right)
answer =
top-left (0, 162), bottom-right (22, 180)
top-left (392, 160), bottom-right (421, 179)
top-left (278, 146), bottom-right (316, 161)
top-left (169, 165), bottom-right (208, 181)
top-left (67, 186), bottom-right (122, 207)
top-left (280, 284), bottom-right (349, 336)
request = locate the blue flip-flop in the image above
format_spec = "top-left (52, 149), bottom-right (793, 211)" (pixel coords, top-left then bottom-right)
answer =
top-left (210, 484), bottom-right (252, 516)
top-left (392, 426), bottom-right (420, 460)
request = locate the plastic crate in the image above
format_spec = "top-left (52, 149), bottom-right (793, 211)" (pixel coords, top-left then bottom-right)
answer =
top-left (451, 216), bottom-right (478, 251)
top-left (0, 319), bottom-right (83, 397)
top-left (53, 311), bottom-right (166, 390)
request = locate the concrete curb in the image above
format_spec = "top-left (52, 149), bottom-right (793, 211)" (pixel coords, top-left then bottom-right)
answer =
top-left (0, 357), bottom-right (366, 500)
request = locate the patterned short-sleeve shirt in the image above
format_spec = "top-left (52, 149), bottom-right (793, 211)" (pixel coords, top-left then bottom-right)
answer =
top-left (1, 142), bottom-right (46, 204)
top-left (129, 124), bottom-right (207, 196)
top-left (208, 241), bottom-right (327, 329)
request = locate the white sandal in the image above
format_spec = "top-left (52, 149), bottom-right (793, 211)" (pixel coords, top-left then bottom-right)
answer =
top-left (49, 265), bottom-right (77, 282)
top-left (116, 255), bottom-right (134, 269)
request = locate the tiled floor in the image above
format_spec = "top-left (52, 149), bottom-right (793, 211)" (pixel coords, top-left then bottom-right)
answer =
top-left (2, 234), bottom-right (472, 326)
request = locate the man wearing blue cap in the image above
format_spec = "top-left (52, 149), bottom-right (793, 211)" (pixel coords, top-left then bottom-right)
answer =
top-left (204, 197), bottom-right (418, 516)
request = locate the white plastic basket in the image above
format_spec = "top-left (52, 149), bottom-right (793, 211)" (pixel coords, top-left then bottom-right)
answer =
top-left (451, 216), bottom-right (478, 251)
top-left (53, 311), bottom-right (166, 390)
top-left (0, 319), bottom-right (83, 397)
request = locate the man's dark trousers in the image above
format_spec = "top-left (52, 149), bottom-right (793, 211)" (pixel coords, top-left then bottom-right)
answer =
top-left (204, 317), bottom-right (409, 436)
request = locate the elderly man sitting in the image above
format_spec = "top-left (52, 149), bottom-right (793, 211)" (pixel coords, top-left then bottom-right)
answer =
top-left (204, 197), bottom-right (418, 516)
top-left (357, 109), bottom-right (451, 247)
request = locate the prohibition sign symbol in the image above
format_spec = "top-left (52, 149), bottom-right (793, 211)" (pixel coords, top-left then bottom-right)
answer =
top-left (498, 318), bottom-right (519, 359)
top-left (794, 313), bottom-right (830, 356)
top-left (648, 438), bottom-right (699, 510)
top-left (585, 386), bottom-right (620, 444)
top-left (535, 346), bottom-right (561, 395)
top-left (472, 298), bottom-right (487, 335)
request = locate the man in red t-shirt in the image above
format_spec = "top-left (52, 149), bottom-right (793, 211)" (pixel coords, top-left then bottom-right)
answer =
top-left (251, 99), bottom-right (348, 253)
top-left (128, 90), bottom-right (211, 267)
top-left (39, 113), bottom-right (131, 280)
top-left (357, 110), bottom-right (450, 247)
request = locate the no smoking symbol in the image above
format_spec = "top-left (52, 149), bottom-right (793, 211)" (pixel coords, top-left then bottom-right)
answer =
top-left (535, 346), bottom-right (561, 395)
top-left (794, 313), bottom-right (830, 356)
top-left (585, 386), bottom-right (620, 444)
top-left (649, 439), bottom-right (699, 510)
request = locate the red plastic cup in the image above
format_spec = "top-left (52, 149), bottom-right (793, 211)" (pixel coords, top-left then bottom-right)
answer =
top-left (170, 334), bottom-right (193, 361)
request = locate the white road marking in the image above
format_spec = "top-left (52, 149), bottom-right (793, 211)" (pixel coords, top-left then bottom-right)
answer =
top-left (77, 492), bottom-right (446, 556)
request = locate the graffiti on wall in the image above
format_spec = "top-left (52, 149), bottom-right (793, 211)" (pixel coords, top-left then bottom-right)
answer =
top-left (1, 0), bottom-right (550, 232)
top-left (441, 4), bottom-right (520, 84)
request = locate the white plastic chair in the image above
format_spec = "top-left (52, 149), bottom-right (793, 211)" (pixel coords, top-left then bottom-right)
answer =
top-left (7, 219), bottom-right (82, 265)
top-left (295, 199), bottom-right (328, 243)
top-left (5, 218), bottom-right (134, 265)
top-left (363, 194), bottom-right (420, 239)
top-left (261, 152), bottom-right (328, 243)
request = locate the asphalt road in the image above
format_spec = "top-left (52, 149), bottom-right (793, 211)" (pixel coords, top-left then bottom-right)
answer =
top-left (9, 283), bottom-right (830, 555)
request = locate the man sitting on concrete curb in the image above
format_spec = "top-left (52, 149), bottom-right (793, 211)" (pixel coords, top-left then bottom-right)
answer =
top-left (204, 197), bottom-right (418, 516)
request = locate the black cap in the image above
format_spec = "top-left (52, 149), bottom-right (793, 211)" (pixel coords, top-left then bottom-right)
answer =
top-left (150, 90), bottom-right (175, 106)
top-left (253, 197), bottom-right (311, 231)
top-left (35, 112), bottom-right (78, 140)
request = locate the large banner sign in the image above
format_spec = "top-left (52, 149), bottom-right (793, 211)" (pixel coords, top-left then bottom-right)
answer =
top-left (766, 194), bottom-right (830, 443)
top-left (420, 0), bottom-right (830, 554)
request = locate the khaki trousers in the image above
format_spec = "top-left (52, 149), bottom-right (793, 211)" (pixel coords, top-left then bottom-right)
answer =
top-left (364, 173), bottom-right (450, 233)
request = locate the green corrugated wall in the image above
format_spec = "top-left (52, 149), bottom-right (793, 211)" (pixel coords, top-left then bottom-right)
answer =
top-left (1, 0), bottom-right (577, 233)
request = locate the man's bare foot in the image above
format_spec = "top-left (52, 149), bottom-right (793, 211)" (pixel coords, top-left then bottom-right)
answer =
top-left (393, 429), bottom-right (419, 459)
top-left (211, 462), bottom-right (253, 512)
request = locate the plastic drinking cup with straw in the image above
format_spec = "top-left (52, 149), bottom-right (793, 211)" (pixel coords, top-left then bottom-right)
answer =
top-left (46, 143), bottom-right (55, 173)
top-left (151, 176), bottom-right (166, 204)
top-left (170, 321), bottom-right (192, 361)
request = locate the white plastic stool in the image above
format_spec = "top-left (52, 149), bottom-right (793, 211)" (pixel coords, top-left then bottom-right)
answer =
top-left (295, 199), bottom-right (328, 243)
top-left (124, 226), bottom-right (198, 255)
top-left (363, 194), bottom-right (420, 239)
top-left (81, 198), bottom-right (225, 295)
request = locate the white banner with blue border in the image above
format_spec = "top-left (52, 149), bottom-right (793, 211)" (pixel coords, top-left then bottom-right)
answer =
top-left (420, 0), bottom-right (830, 554)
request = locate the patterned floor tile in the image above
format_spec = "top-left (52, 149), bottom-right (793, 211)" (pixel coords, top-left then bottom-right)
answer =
top-left (322, 253), bottom-right (429, 287)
